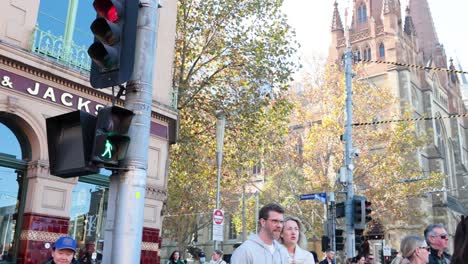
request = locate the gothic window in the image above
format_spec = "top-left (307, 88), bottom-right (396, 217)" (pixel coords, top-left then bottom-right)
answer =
top-left (364, 47), bottom-right (371, 61)
top-left (354, 49), bottom-right (361, 62)
top-left (379, 43), bottom-right (385, 58)
top-left (367, 48), bottom-right (372, 60)
top-left (228, 216), bottom-right (237, 239)
top-left (253, 163), bottom-right (261, 175)
top-left (358, 6), bottom-right (363, 24)
top-left (363, 5), bottom-right (368, 22)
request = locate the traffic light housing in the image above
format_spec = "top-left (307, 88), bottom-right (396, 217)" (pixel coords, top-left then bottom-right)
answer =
top-left (321, 236), bottom-right (331, 252)
top-left (88, 0), bottom-right (139, 88)
top-left (353, 195), bottom-right (372, 229)
top-left (335, 202), bottom-right (345, 218)
top-left (91, 106), bottom-right (134, 167)
top-left (46, 111), bottom-right (99, 177)
top-left (364, 200), bottom-right (372, 223)
top-left (355, 228), bottom-right (364, 253)
top-left (335, 229), bottom-right (345, 251)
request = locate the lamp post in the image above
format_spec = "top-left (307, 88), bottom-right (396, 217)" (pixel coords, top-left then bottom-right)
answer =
top-left (215, 110), bottom-right (226, 249)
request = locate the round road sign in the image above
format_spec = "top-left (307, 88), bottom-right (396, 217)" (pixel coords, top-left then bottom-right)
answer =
top-left (213, 209), bottom-right (224, 225)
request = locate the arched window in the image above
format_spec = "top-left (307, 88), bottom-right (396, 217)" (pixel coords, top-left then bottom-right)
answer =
top-left (367, 47), bottom-right (372, 61)
top-left (358, 6), bottom-right (362, 24)
top-left (354, 49), bottom-right (361, 62)
top-left (363, 5), bottom-right (367, 22)
top-left (363, 48), bottom-right (368, 61)
top-left (379, 43), bottom-right (385, 58)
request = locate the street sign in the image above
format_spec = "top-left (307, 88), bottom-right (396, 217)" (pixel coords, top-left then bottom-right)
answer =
top-left (213, 209), bottom-right (224, 225)
top-left (300, 192), bottom-right (327, 204)
top-left (212, 209), bottom-right (224, 241)
top-left (383, 245), bottom-right (391, 256)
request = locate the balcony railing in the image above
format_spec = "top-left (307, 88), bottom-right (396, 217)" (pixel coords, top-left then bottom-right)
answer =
top-left (30, 26), bottom-right (180, 110)
top-left (30, 25), bottom-right (91, 72)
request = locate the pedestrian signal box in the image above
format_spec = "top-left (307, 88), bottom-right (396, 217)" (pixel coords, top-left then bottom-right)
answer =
top-left (91, 106), bottom-right (134, 167)
top-left (46, 111), bottom-right (99, 178)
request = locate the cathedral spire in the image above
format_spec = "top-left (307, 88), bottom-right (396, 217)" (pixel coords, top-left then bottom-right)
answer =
top-left (331, 1), bottom-right (343, 32)
top-left (382, 0), bottom-right (397, 15)
top-left (404, 6), bottom-right (416, 36)
top-left (409, 0), bottom-right (440, 63)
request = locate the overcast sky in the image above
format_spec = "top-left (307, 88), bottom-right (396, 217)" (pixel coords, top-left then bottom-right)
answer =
top-left (283, 0), bottom-right (468, 71)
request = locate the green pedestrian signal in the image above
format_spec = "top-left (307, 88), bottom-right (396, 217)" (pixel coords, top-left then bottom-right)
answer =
top-left (91, 106), bottom-right (134, 167)
top-left (102, 139), bottom-right (114, 159)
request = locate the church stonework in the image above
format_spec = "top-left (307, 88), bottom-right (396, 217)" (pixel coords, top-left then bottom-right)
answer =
top-left (328, 0), bottom-right (468, 253)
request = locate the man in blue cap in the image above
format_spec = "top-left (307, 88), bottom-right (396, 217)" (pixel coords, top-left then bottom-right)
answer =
top-left (43, 236), bottom-right (78, 264)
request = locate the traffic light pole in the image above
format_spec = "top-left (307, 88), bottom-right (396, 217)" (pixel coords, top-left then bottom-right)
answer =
top-left (344, 39), bottom-right (356, 259)
top-left (330, 192), bottom-right (336, 253)
top-left (102, 1), bottom-right (160, 263)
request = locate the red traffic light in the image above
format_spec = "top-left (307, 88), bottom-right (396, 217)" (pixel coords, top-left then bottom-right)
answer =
top-left (88, 0), bottom-right (139, 88)
top-left (93, 0), bottom-right (121, 22)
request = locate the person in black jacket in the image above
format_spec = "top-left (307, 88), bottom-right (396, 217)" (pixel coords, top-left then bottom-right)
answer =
top-left (451, 215), bottom-right (468, 264)
top-left (424, 224), bottom-right (451, 264)
top-left (319, 249), bottom-right (335, 264)
top-left (167, 250), bottom-right (185, 264)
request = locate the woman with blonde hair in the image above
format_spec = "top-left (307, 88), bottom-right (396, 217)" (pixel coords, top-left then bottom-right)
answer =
top-left (391, 235), bottom-right (430, 264)
top-left (280, 216), bottom-right (315, 264)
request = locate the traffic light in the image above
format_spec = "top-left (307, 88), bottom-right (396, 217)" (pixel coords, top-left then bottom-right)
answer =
top-left (355, 228), bottom-right (364, 253)
top-left (321, 236), bottom-right (331, 252)
top-left (353, 196), bottom-right (364, 229)
top-left (46, 111), bottom-right (99, 177)
top-left (91, 106), bottom-right (134, 167)
top-left (335, 229), bottom-right (344, 251)
top-left (88, 0), bottom-right (139, 88)
top-left (353, 195), bottom-right (372, 229)
top-left (335, 202), bottom-right (345, 218)
top-left (365, 200), bottom-right (372, 223)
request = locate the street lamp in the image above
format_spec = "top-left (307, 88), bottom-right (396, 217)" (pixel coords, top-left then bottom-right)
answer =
top-left (214, 110), bottom-right (226, 249)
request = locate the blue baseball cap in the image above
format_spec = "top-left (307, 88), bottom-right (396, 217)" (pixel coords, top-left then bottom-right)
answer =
top-left (54, 236), bottom-right (77, 252)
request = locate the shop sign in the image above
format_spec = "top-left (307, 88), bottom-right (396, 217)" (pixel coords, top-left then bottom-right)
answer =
top-left (0, 68), bottom-right (168, 138)
top-left (0, 68), bottom-right (104, 115)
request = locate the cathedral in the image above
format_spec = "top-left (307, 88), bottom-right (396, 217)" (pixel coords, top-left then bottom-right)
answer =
top-left (327, 0), bottom-right (468, 254)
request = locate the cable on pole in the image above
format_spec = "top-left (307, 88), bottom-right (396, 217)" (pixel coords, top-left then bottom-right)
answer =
top-left (352, 113), bottom-right (468, 127)
top-left (360, 59), bottom-right (468, 75)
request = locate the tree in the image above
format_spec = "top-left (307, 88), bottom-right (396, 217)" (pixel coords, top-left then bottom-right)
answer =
top-left (164, 0), bottom-right (298, 254)
top-left (259, 65), bottom-right (443, 240)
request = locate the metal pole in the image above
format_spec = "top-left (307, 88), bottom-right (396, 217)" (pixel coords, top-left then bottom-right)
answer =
top-left (330, 192), bottom-right (336, 253)
top-left (215, 111), bottom-right (226, 250)
top-left (255, 191), bottom-right (259, 234)
top-left (63, 0), bottom-right (78, 60)
top-left (344, 36), bottom-right (356, 258)
top-left (106, 1), bottom-right (159, 263)
top-left (242, 185), bottom-right (246, 241)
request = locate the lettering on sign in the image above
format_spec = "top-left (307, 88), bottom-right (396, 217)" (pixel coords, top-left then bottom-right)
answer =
top-left (1, 69), bottom-right (104, 115)
top-left (0, 68), bottom-right (169, 138)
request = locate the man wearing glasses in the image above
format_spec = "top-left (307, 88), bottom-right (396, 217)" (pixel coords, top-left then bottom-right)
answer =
top-left (231, 203), bottom-right (289, 264)
top-left (424, 224), bottom-right (451, 264)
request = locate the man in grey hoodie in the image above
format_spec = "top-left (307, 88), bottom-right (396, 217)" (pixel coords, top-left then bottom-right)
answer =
top-left (231, 203), bottom-right (289, 264)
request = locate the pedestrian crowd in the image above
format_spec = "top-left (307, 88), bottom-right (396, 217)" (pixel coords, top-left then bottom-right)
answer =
top-left (42, 203), bottom-right (467, 264)
top-left (163, 203), bottom-right (465, 264)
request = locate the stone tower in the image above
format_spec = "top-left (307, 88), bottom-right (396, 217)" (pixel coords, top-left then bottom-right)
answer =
top-left (328, 0), bottom-right (468, 253)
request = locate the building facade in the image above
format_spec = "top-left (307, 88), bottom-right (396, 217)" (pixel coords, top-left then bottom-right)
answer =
top-left (328, 0), bottom-right (468, 257)
top-left (0, 0), bottom-right (178, 263)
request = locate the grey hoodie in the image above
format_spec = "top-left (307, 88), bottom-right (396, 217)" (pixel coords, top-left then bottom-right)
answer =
top-left (231, 234), bottom-right (289, 264)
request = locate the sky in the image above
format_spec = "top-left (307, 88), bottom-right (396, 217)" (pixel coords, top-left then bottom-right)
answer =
top-left (282, 0), bottom-right (468, 71)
